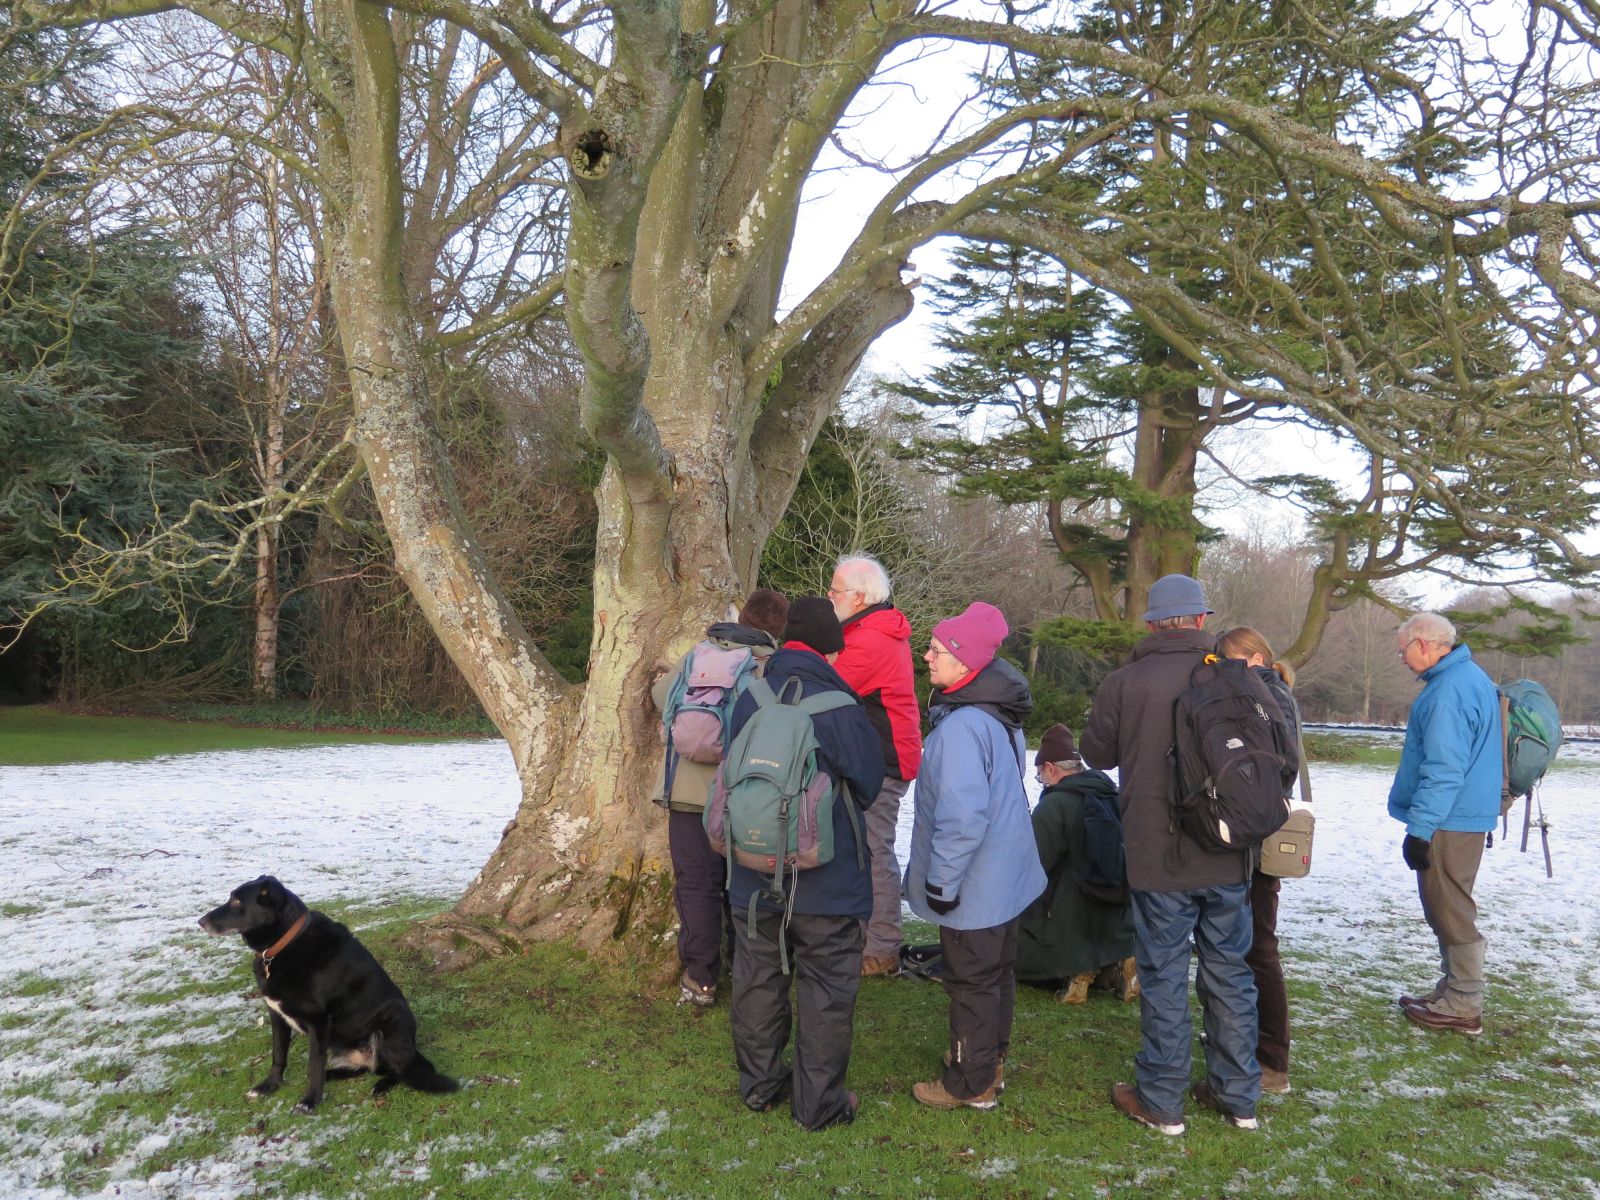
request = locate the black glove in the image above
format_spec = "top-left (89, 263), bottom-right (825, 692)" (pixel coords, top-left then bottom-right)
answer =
top-left (1402, 834), bottom-right (1432, 872)
top-left (925, 884), bottom-right (960, 916)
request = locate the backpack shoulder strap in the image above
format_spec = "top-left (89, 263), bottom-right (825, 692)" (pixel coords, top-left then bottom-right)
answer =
top-left (1498, 690), bottom-right (1513, 800)
top-left (1293, 705), bottom-right (1312, 805)
top-left (746, 675), bottom-right (779, 709)
top-left (798, 690), bottom-right (856, 718)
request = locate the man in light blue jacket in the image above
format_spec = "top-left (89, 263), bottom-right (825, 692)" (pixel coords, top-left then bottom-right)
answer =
top-left (1389, 611), bottom-right (1502, 1036)
top-left (905, 602), bottom-right (1046, 1110)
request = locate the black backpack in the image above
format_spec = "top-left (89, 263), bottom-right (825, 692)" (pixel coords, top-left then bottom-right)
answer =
top-left (1078, 781), bottom-right (1128, 904)
top-left (1170, 655), bottom-right (1297, 854)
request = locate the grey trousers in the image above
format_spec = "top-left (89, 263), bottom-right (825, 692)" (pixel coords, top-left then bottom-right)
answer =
top-left (861, 777), bottom-right (911, 959)
top-left (731, 911), bottom-right (863, 1131)
top-left (1416, 829), bottom-right (1487, 1016)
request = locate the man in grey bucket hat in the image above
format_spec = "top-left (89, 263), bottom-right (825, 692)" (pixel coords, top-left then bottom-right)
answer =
top-left (1081, 573), bottom-right (1262, 1135)
top-left (1139, 574), bottom-right (1214, 623)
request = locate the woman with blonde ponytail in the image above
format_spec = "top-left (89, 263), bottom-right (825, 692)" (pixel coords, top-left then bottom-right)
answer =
top-left (1215, 626), bottom-right (1301, 1096)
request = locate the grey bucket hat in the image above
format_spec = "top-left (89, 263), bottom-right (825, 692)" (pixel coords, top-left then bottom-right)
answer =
top-left (1140, 574), bottom-right (1213, 622)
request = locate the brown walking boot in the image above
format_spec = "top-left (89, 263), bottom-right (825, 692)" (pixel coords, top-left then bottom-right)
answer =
top-left (1403, 1001), bottom-right (1482, 1036)
top-left (1192, 1080), bottom-right (1259, 1130)
top-left (913, 1077), bottom-right (998, 1110)
top-left (1055, 972), bottom-right (1094, 1004)
top-left (1110, 1082), bottom-right (1183, 1136)
top-left (1115, 957), bottom-right (1140, 1002)
top-left (942, 1050), bottom-right (1004, 1093)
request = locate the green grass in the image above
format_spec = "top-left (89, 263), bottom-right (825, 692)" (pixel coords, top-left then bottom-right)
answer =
top-left (0, 706), bottom-right (480, 766)
top-left (1301, 730), bottom-right (1589, 772)
top-left (1303, 732), bottom-right (1401, 766)
top-left (11, 908), bottom-right (1597, 1199)
top-left (156, 700), bottom-right (498, 737)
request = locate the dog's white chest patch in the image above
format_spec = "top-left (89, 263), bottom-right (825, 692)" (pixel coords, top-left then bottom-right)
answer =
top-left (263, 996), bottom-right (306, 1034)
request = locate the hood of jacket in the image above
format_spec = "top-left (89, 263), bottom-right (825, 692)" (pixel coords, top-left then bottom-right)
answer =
top-left (1129, 626), bottom-right (1215, 663)
top-left (705, 622), bottom-right (779, 651)
top-left (760, 646), bottom-right (859, 697)
top-left (1043, 767), bottom-right (1117, 801)
top-left (840, 601), bottom-right (911, 641)
top-left (929, 656), bottom-right (1033, 732)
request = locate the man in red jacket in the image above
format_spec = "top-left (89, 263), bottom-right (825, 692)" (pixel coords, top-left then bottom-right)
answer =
top-left (829, 554), bottom-right (923, 976)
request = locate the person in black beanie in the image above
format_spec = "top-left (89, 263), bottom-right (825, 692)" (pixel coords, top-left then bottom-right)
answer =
top-left (721, 595), bottom-right (884, 1131)
top-left (780, 595), bottom-right (846, 655)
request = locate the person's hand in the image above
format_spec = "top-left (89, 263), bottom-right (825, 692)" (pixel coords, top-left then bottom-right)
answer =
top-left (1402, 834), bottom-right (1432, 872)
top-left (925, 884), bottom-right (959, 916)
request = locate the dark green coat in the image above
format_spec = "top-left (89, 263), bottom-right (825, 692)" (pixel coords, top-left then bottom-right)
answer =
top-left (1015, 770), bottom-right (1136, 982)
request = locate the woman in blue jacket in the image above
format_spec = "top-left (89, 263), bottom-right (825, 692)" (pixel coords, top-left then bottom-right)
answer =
top-left (905, 602), bottom-right (1046, 1110)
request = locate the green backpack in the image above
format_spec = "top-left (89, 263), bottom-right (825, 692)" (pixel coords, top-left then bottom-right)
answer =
top-left (704, 676), bottom-right (863, 965)
top-left (1497, 678), bottom-right (1564, 876)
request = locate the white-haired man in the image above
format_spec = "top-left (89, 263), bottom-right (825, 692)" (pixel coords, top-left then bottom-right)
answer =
top-left (1390, 611), bottom-right (1501, 1036)
top-left (828, 554), bottom-right (922, 976)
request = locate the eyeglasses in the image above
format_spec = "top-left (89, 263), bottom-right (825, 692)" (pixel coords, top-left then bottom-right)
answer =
top-left (826, 586), bottom-right (859, 598)
top-left (926, 645), bottom-right (956, 659)
top-left (1397, 638), bottom-right (1425, 659)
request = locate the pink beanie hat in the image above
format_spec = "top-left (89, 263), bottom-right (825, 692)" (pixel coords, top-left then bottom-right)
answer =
top-left (931, 602), bottom-right (1009, 674)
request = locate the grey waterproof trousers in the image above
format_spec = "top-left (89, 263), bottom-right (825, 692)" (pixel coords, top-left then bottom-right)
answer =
top-left (939, 919), bottom-right (1019, 1100)
top-left (731, 911), bottom-right (862, 1131)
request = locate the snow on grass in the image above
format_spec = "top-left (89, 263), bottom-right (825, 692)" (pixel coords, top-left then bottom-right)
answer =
top-left (3, 736), bottom-right (1599, 1197)
top-left (601, 1109), bottom-right (670, 1154)
top-left (1, 740), bottom-right (517, 1200)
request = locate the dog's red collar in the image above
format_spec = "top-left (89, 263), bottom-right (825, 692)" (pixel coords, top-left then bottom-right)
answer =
top-left (256, 912), bottom-right (309, 978)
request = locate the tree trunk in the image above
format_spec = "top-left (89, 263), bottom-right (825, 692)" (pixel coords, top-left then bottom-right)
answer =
top-left (204, 0), bottom-right (906, 972)
top-left (1121, 374), bottom-right (1203, 620)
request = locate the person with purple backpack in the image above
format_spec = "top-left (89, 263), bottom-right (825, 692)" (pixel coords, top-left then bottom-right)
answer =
top-left (651, 589), bottom-right (789, 1008)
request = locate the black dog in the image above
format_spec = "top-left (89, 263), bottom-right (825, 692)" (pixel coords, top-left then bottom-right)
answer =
top-left (199, 875), bottom-right (458, 1112)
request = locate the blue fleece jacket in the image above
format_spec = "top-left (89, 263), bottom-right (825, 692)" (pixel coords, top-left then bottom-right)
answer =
top-left (904, 660), bottom-right (1047, 931)
top-left (1387, 644), bottom-right (1503, 839)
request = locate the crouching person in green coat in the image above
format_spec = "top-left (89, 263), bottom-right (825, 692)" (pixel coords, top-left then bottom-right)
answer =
top-left (1016, 724), bottom-right (1138, 1005)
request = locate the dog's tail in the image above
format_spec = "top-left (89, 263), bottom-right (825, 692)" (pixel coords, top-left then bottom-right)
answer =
top-left (401, 1053), bottom-right (459, 1095)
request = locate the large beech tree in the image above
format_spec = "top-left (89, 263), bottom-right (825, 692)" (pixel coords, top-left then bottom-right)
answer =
top-left (17, 0), bottom-right (1599, 966)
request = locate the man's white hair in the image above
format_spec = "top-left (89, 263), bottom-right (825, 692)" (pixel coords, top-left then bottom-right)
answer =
top-left (833, 554), bottom-right (891, 605)
top-left (1398, 611), bottom-right (1456, 646)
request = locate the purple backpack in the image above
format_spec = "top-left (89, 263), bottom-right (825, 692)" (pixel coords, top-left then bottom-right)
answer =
top-left (661, 643), bottom-right (760, 801)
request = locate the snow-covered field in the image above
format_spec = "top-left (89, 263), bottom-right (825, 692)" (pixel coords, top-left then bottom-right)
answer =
top-left (2, 740), bottom-right (1598, 1198)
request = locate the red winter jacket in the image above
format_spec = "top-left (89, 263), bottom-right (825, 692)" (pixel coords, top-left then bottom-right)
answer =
top-left (834, 602), bottom-right (923, 781)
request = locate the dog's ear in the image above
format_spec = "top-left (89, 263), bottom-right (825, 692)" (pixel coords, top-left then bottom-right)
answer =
top-left (256, 876), bottom-right (283, 905)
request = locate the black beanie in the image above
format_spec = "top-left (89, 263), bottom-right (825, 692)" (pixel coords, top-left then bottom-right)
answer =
top-left (782, 596), bottom-right (845, 656)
